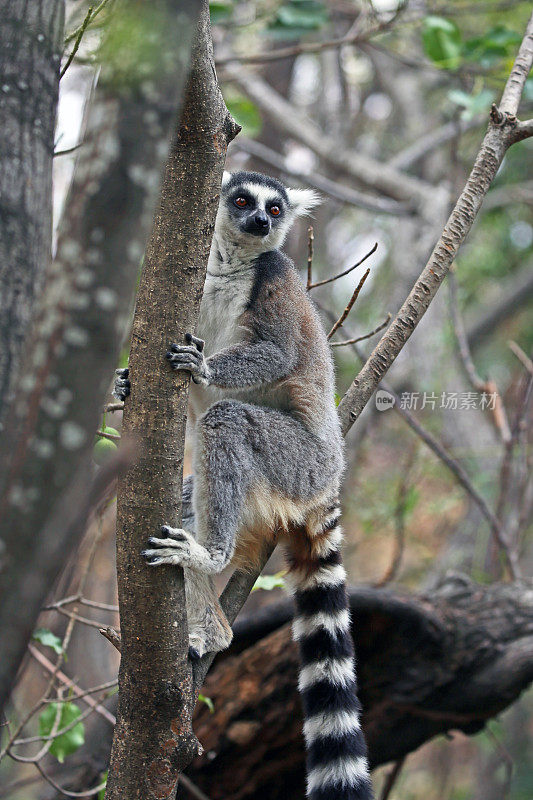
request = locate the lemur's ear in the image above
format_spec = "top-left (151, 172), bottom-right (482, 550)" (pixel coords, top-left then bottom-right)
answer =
top-left (222, 171), bottom-right (232, 188)
top-left (286, 187), bottom-right (321, 216)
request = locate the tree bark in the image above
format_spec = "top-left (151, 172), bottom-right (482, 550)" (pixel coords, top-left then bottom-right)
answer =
top-left (0, 0), bottom-right (200, 718)
top-left (105, 5), bottom-right (240, 798)
top-left (186, 578), bottom-right (533, 800)
top-left (0, 0), bottom-right (64, 414)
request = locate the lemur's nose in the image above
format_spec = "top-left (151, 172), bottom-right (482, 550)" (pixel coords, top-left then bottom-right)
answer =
top-left (254, 212), bottom-right (269, 228)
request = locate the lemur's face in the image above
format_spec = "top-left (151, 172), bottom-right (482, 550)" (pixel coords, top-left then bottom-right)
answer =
top-left (217, 171), bottom-right (319, 252)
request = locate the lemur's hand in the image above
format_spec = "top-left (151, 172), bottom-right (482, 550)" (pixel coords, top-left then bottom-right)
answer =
top-left (166, 333), bottom-right (210, 386)
top-left (113, 368), bottom-right (130, 401)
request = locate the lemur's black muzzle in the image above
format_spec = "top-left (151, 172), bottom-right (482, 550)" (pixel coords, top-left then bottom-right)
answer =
top-left (242, 211), bottom-right (270, 237)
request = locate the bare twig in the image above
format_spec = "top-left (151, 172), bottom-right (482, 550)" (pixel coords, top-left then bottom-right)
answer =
top-left (54, 141), bottom-right (84, 158)
top-left (337, 12), bottom-right (533, 434)
top-left (100, 626), bottom-right (122, 652)
top-left (179, 774), bottom-right (213, 800)
top-left (309, 243), bottom-right (377, 289)
top-left (60, 5), bottom-right (94, 79)
top-left (508, 340), bottom-right (533, 375)
top-left (215, 5), bottom-right (406, 66)
top-left (53, 607), bottom-right (110, 629)
top-left (330, 314), bottom-right (391, 347)
top-left (306, 226), bottom-right (314, 290)
top-left (393, 396), bottom-right (519, 579)
top-left (105, 402), bottom-right (124, 413)
top-left (449, 270), bottom-right (511, 443)
top-left (234, 138), bottom-right (410, 216)
top-left (64, 0), bottom-right (112, 44)
top-left (35, 763), bottom-right (107, 798)
top-left (28, 645), bottom-right (116, 725)
top-left (43, 595), bottom-right (118, 613)
top-left (388, 117), bottom-right (484, 171)
top-left (327, 269), bottom-right (371, 339)
top-left (96, 429), bottom-right (121, 441)
top-left (379, 756), bottom-right (406, 800)
top-left (375, 448), bottom-right (416, 587)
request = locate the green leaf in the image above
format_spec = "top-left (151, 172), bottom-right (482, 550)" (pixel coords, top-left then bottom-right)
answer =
top-left (448, 88), bottom-right (494, 120)
top-left (252, 572), bottom-right (286, 592)
top-left (402, 485), bottom-right (420, 516)
top-left (39, 702), bottom-right (85, 763)
top-left (98, 771), bottom-right (108, 800)
top-left (422, 16), bottom-right (462, 70)
top-left (334, 392), bottom-right (341, 407)
top-left (198, 693), bottom-right (215, 713)
top-left (268, 0), bottom-right (328, 38)
top-left (33, 628), bottom-right (63, 656)
top-left (224, 92), bottom-right (262, 137)
top-left (210, 0), bottom-right (233, 24)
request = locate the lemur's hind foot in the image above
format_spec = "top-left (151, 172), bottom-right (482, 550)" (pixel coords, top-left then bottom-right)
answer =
top-left (113, 368), bottom-right (130, 401)
top-left (186, 571), bottom-right (233, 660)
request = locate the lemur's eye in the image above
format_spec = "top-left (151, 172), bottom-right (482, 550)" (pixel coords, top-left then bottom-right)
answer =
top-left (234, 197), bottom-right (248, 208)
top-left (269, 205), bottom-right (281, 216)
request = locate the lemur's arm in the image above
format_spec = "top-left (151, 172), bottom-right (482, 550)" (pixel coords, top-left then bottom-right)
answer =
top-left (167, 336), bottom-right (296, 389)
top-left (168, 255), bottom-right (299, 389)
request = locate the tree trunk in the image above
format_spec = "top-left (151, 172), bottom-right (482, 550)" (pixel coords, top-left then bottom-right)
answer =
top-left (186, 578), bottom-right (533, 800)
top-left (0, 0), bottom-right (63, 414)
top-left (0, 0), bottom-right (201, 718)
top-left (105, 5), bottom-right (239, 798)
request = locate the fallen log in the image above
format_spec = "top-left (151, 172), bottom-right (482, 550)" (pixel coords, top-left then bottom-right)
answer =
top-left (187, 575), bottom-right (533, 800)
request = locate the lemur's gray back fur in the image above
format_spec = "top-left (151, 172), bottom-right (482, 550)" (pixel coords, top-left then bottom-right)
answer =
top-left (137, 171), bottom-right (373, 800)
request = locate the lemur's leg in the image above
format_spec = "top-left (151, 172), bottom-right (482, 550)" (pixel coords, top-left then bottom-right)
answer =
top-left (181, 474), bottom-right (196, 534)
top-left (142, 400), bottom-right (256, 656)
top-left (185, 570), bottom-right (233, 659)
top-left (143, 400), bottom-right (255, 572)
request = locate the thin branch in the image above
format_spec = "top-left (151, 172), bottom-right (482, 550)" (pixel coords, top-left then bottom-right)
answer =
top-left (391, 395), bottom-right (519, 579)
top-left (54, 141), bottom-right (85, 158)
top-left (388, 117), bottom-right (484, 171)
top-left (508, 340), bottom-right (533, 375)
top-left (179, 774), bottom-right (213, 800)
top-left (306, 226), bottom-right (314, 290)
top-left (53, 607), bottom-right (109, 629)
top-left (64, 0), bottom-right (112, 44)
top-left (379, 756), bottom-right (406, 800)
top-left (100, 626), bottom-right (121, 652)
top-left (35, 763), bottom-right (107, 798)
top-left (309, 243), bottom-right (377, 289)
top-left (327, 269), bottom-right (371, 340)
top-left (337, 12), bottom-right (533, 436)
top-left (374, 449), bottom-right (416, 587)
top-left (60, 5), bottom-right (94, 79)
top-left (96, 429), bottom-right (121, 441)
top-left (330, 313), bottom-right (391, 347)
top-left (234, 138), bottom-right (410, 216)
top-left (226, 70), bottom-right (433, 205)
top-left (43, 595), bottom-right (118, 612)
top-left (105, 402), bottom-right (124, 412)
top-left (448, 271), bottom-right (511, 443)
top-left (215, 6), bottom-right (406, 66)
top-left (322, 299), bottom-right (520, 580)
top-left (13, 703), bottom-right (98, 747)
top-left (27, 645), bottom-right (116, 725)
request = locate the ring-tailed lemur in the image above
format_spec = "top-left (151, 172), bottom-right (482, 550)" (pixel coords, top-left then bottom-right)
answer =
top-left (115, 171), bottom-right (373, 800)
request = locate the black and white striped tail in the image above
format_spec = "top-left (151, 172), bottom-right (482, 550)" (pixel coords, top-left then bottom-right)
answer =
top-left (286, 507), bottom-right (373, 800)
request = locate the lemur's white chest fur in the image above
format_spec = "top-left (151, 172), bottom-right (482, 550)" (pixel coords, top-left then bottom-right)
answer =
top-left (189, 236), bottom-right (255, 418)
